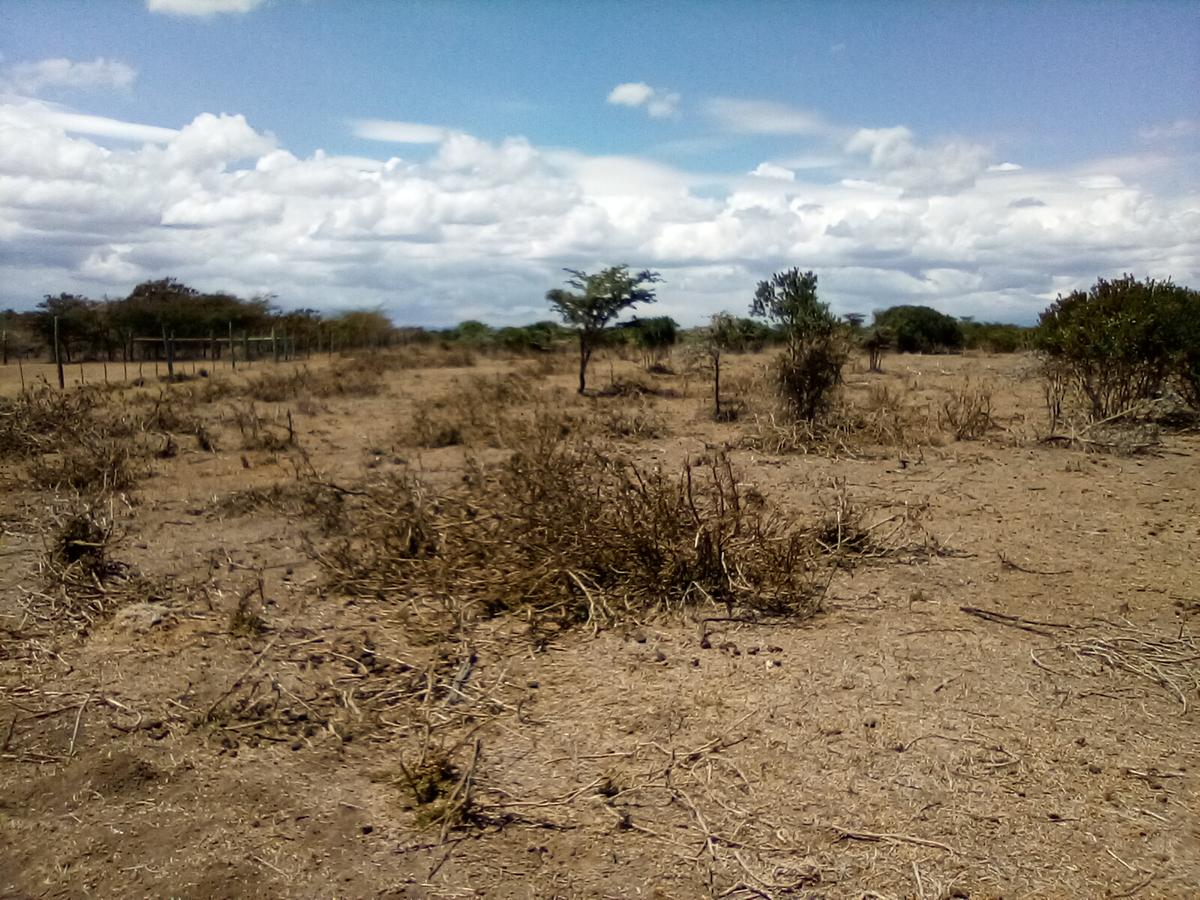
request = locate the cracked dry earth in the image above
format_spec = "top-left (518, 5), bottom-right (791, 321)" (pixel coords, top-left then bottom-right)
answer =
top-left (1, 351), bottom-right (1197, 899)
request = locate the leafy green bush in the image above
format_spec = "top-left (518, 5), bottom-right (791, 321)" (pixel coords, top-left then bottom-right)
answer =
top-left (872, 305), bottom-right (964, 353)
top-left (1036, 275), bottom-right (1199, 420)
top-left (961, 321), bottom-right (1031, 353)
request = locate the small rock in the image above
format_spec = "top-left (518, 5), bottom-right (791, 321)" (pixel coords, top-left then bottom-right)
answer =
top-left (653, 649), bottom-right (667, 663)
top-left (631, 628), bottom-right (648, 644)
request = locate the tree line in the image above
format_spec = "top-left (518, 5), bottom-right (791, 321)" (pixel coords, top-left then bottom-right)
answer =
top-left (1, 274), bottom-right (1034, 368)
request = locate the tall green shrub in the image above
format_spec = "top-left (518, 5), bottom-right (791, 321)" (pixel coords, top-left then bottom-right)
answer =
top-left (1036, 275), bottom-right (1199, 420)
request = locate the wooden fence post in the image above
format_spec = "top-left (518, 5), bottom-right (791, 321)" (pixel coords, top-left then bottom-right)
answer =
top-left (163, 326), bottom-right (175, 379)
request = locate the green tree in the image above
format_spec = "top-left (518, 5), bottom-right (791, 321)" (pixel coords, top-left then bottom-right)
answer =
top-left (872, 305), bottom-right (964, 353)
top-left (750, 269), bottom-right (846, 421)
top-left (547, 266), bottom-right (662, 394)
top-left (628, 315), bottom-right (679, 369)
top-left (33, 294), bottom-right (103, 362)
top-left (750, 269), bottom-right (831, 361)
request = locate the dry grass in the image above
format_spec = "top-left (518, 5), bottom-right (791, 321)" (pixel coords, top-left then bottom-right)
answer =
top-left (2, 350), bottom-right (1197, 899)
top-left (399, 374), bottom-right (667, 449)
top-left (939, 379), bottom-right (996, 440)
top-left (318, 428), bottom-right (831, 633)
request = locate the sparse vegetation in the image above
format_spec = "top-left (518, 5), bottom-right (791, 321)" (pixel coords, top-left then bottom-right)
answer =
top-left (2, 274), bottom-right (1198, 900)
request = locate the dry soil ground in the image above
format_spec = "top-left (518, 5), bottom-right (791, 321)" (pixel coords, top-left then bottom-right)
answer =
top-left (0, 348), bottom-right (1197, 899)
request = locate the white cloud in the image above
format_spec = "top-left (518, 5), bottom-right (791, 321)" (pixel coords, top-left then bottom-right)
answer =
top-left (1, 57), bottom-right (136, 96)
top-left (988, 162), bottom-right (1022, 172)
top-left (706, 98), bottom-right (838, 137)
top-left (606, 82), bottom-right (680, 119)
top-left (147, 0), bottom-right (266, 15)
top-left (352, 119), bottom-right (453, 144)
top-left (749, 162), bottom-right (796, 181)
top-left (846, 126), bottom-right (991, 195)
top-left (0, 98), bottom-right (1196, 327)
top-left (4, 102), bottom-right (178, 144)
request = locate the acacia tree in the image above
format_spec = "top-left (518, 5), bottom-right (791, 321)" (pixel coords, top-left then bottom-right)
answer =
top-left (862, 326), bottom-right (894, 373)
top-left (547, 266), bottom-right (662, 394)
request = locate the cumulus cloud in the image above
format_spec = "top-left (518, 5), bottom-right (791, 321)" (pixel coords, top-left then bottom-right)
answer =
top-left (147, 0), bottom-right (266, 15)
top-left (749, 162), bottom-right (796, 181)
top-left (845, 126), bottom-right (991, 195)
top-left (0, 98), bottom-right (1196, 326)
top-left (1, 57), bottom-right (136, 96)
top-left (352, 119), bottom-right (454, 144)
top-left (606, 82), bottom-right (680, 119)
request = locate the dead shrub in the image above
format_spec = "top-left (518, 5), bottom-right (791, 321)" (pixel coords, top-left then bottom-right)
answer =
top-left (22, 509), bottom-right (161, 630)
top-left (215, 478), bottom-right (345, 532)
top-left (1, 384), bottom-right (146, 493)
top-left (27, 438), bottom-right (142, 493)
top-left (317, 431), bottom-right (830, 631)
top-left (939, 380), bottom-right (995, 440)
top-left (230, 403), bottom-right (296, 451)
top-left (594, 377), bottom-right (679, 399)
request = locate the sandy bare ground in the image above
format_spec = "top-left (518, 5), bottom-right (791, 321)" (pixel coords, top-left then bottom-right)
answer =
top-left (1, 349), bottom-right (1196, 899)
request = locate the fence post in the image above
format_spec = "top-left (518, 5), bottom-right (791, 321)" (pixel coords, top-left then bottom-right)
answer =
top-left (229, 321), bottom-right (236, 372)
top-left (163, 325), bottom-right (175, 379)
top-left (271, 327), bottom-right (278, 363)
top-left (2, 329), bottom-right (7, 365)
top-left (54, 316), bottom-right (65, 389)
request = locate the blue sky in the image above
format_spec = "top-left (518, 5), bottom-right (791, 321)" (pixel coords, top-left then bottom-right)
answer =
top-left (1, 0), bottom-right (1197, 325)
